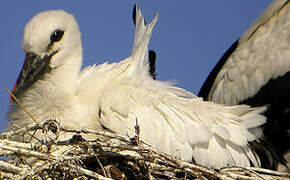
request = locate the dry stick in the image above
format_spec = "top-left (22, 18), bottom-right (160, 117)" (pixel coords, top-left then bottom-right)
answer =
top-left (60, 127), bottom-right (130, 143)
top-left (0, 123), bottom-right (40, 139)
top-left (0, 160), bottom-right (24, 174)
top-left (6, 88), bottom-right (37, 123)
top-left (220, 167), bottom-right (265, 180)
top-left (6, 88), bottom-right (41, 144)
top-left (248, 167), bottom-right (290, 177)
top-left (0, 149), bottom-right (16, 157)
top-left (15, 161), bottom-right (50, 180)
top-left (245, 167), bottom-right (290, 178)
top-left (67, 163), bottom-right (112, 180)
top-left (219, 170), bottom-right (263, 180)
top-left (0, 139), bottom-right (32, 150)
top-left (0, 143), bottom-right (55, 161)
top-left (0, 172), bottom-right (14, 179)
top-left (95, 152), bottom-right (107, 177)
top-left (221, 166), bottom-right (290, 178)
top-left (8, 122), bottom-right (41, 143)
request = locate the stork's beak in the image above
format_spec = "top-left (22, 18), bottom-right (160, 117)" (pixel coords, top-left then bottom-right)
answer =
top-left (10, 52), bottom-right (54, 103)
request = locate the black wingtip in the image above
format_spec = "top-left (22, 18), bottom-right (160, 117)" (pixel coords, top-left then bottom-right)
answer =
top-left (132, 4), bottom-right (146, 26)
top-left (132, 4), bottom-right (137, 25)
top-left (249, 140), bottom-right (286, 170)
top-left (149, 50), bottom-right (157, 80)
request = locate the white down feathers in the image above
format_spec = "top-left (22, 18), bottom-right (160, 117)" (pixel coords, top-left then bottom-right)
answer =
top-left (8, 5), bottom-right (267, 168)
top-left (77, 6), bottom-right (266, 168)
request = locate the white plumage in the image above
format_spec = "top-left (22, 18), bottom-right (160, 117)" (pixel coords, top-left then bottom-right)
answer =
top-left (8, 5), bottom-right (267, 168)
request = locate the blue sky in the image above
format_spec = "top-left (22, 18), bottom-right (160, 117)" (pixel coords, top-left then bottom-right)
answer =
top-left (0, 1), bottom-right (272, 130)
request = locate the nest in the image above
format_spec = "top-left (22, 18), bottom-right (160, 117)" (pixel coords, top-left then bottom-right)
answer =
top-left (0, 120), bottom-right (289, 180)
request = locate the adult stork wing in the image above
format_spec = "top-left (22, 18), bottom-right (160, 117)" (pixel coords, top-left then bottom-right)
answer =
top-left (198, 0), bottom-right (290, 159)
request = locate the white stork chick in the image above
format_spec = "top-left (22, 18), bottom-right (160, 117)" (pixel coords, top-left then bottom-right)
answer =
top-left (8, 5), bottom-right (267, 168)
top-left (198, 0), bottom-right (289, 169)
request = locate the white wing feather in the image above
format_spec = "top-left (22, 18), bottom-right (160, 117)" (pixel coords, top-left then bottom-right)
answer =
top-left (208, 0), bottom-right (290, 105)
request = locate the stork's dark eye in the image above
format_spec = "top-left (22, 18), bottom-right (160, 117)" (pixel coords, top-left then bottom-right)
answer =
top-left (50, 30), bottom-right (64, 43)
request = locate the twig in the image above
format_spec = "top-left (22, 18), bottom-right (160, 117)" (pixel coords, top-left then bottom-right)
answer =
top-left (248, 167), bottom-right (290, 177)
top-left (7, 122), bottom-right (41, 143)
top-left (0, 123), bottom-right (40, 139)
top-left (0, 139), bottom-right (32, 150)
top-left (60, 127), bottom-right (130, 143)
top-left (95, 155), bottom-right (107, 177)
top-left (0, 160), bottom-right (25, 174)
top-left (6, 88), bottom-right (37, 123)
top-left (0, 142), bottom-right (55, 161)
top-left (67, 163), bottom-right (112, 180)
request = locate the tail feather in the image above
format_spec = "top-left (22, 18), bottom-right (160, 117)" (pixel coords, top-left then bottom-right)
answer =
top-left (131, 4), bottom-right (158, 77)
top-left (132, 5), bottom-right (157, 80)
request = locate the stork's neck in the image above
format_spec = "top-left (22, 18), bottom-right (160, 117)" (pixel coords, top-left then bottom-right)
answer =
top-left (49, 49), bottom-right (82, 96)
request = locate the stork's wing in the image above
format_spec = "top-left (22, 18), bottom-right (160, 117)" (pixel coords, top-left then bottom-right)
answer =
top-left (199, 0), bottom-right (290, 105)
top-left (198, 0), bottom-right (290, 159)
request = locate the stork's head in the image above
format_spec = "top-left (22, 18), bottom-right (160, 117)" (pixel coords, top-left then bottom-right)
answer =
top-left (11, 10), bottom-right (82, 103)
